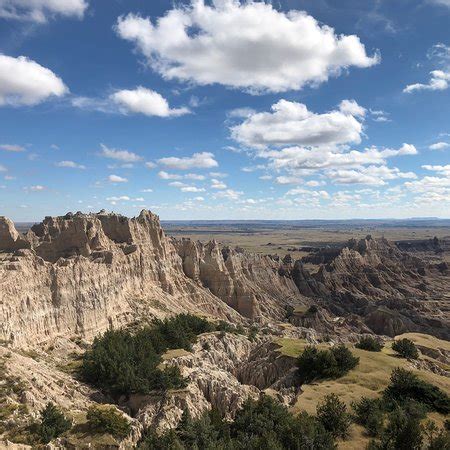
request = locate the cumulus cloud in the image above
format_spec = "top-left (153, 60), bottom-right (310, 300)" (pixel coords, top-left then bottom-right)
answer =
top-left (0, 54), bottom-right (67, 106)
top-left (261, 143), bottom-right (417, 173)
top-left (215, 189), bottom-right (243, 200)
top-left (158, 171), bottom-right (182, 180)
top-left (0, 143), bottom-right (25, 152)
top-left (404, 70), bottom-right (450, 93)
top-left (158, 152), bottom-right (218, 170)
top-left (55, 160), bottom-right (86, 169)
top-left (110, 87), bottom-right (190, 117)
top-left (327, 165), bottom-right (416, 186)
top-left (211, 178), bottom-right (227, 189)
top-left (180, 186), bottom-right (205, 192)
top-left (108, 174), bottom-right (128, 183)
top-left (429, 142), bottom-right (450, 150)
top-left (0, 0), bottom-right (88, 23)
top-left (231, 99), bottom-right (365, 148)
top-left (99, 144), bottom-right (143, 162)
top-left (115, 0), bottom-right (378, 94)
top-left (339, 99), bottom-right (366, 117)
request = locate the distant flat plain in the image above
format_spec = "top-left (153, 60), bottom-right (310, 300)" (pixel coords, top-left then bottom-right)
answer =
top-left (162, 219), bottom-right (450, 260)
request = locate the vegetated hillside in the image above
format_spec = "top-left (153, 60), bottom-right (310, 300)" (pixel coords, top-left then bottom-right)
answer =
top-left (1, 210), bottom-right (449, 448)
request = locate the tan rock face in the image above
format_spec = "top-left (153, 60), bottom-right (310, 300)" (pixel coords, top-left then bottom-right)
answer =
top-left (0, 210), bottom-right (302, 347)
top-left (0, 217), bottom-right (30, 252)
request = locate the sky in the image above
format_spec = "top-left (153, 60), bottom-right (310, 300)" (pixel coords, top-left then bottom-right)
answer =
top-left (0, 0), bottom-right (449, 221)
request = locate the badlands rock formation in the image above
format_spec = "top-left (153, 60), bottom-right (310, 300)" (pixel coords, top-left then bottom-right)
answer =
top-left (0, 210), bottom-right (301, 347)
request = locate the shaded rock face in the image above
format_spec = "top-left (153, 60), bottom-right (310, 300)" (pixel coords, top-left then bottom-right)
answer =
top-left (0, 217), bottom-right (30, 252)
top-left (0, 211), bottom-right (302, 347)
top-left (174, 239), bottom-right (299, 320)
top-left (292, 237), bottom-right (450, 339)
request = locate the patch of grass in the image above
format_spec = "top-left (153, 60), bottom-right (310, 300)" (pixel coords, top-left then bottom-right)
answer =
top-left (396, 333), bottom-right (450, 352)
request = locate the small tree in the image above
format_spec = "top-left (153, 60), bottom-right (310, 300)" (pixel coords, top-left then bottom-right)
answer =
top-left (355, 336), bottom-right (383, 352)
top-left (87, 405), bottom-right (131, 438)
top-left (38, 402), bottom-right (72, 444)
top-left (392, 338), bottom-right (419, 359)
top-left (316, 394), bottom-right (351, 439)
top-left (297, 345), bottom-right (359, 383)
top-left (351, 397), bottom-right (384, 436)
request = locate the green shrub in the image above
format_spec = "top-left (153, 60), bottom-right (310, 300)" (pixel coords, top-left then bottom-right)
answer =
top-left (392, 338), bottom-right (419, 359)
top-left (367, 407), bottom-right (423, 450)
top-left (316, 394), bottom-right (351, 439)
top-left (351, 397), bottom-right (384, 436)
top-left (81, 314), bottom-right (210, 396)
top-left (138, 396), bottom-right (336, 449)
top-left (37, 402), bottom-right (71, 444)
top-left (355, 336), bottom-right (383, 352)
top-left (383, 368), bottom-right (450, 414)
top-left (87, 405), bottom-right (131, 438)
top-left (297, 345), bottom-right (359, 383)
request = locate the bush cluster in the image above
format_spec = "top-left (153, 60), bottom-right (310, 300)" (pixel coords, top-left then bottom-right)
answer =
top-left (37, 402), bottom-right (72, 444)
top-left (392, 338), bottom-right (419, 359)
top-left (81, 314), bottom-right (213, 396)
top-left (353, 368), bottom-right (450, 449)
top-left (355, 336), bottom-right (383, 352)
top-left (87, 405), bottom-right (131, 438)
top-left (139, 395), bottom-right (337, 449)
top-left (297, 345), bottom-right (359, 383)
top-left (383, 367), bottom-right (450, 414)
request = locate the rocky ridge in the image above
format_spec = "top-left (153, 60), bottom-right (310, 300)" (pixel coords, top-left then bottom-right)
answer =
top-left (0, 210), bottom-right (301, 347)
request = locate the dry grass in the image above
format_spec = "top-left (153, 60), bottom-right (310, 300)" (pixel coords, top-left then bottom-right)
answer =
top-left (161, 348), bottom-right (191, 361)
top-left (274, 335), bottom-right (450, 449)
top-left (395, 332), bottom-right (450, 352)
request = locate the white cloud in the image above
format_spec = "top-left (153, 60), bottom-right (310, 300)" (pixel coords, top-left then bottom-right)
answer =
top-left (145, 161), bottom-right (157, 169)
top-left (0, 0), bottom-right (88, 23)
top-left (259, 175), bottom-right (273, 180)
top-left (110, 87), bottom-right (190, 117)
top-left (227, 107), bottom-right (256, 118)
top-left (215, 189), bottom-right (243, 200)
top-left (404, 70), bottom-right (450, 93)
top-left (55, 160), bottom-right (86, 169)
top-left (108, 174), bottom-right (128, 183)
top-left (211, 178), bottom-right (227, 189)
top-left (429, 142), bottom-right (450, 150)
top-left (276, 176), bottom-right (303, 185)
top-left (429, 0), bottom-right (450, 8)
top-left (169, 181), bottom-right (188, 187)
top-left (185, 173), bottom-right (206, 180)
top-left (0, 143), bottom-right (25, 152)
top-left (209, 172), bottom-right (227, 178)
top-left (262, 143), bottom-right (417, 173)
top-left (328, 165), bottom-right (416, 186)
top-left (339, 99), bottom-right (366, 117)
top-left (158, 152), bottom-right (218, 170)
top-left (181, 186), bottom-right (205, 192)
top-left (106, 195), bottom-right (144, 203)
top-left (115, 0), bottom-right (378, 94)
top-left (158, 171), bottom-right (182, 180)
top-left (28, 185), bottom-right (45, 191)
top-left (231, 99), bottom-right (364, 148)
top-left (141, 188), bottom-right (153, 192)
top-left (0, 164), bottom-right (7, 172)
top-left (99, 143), bottom-right (143, 162)
top-left (0, 54), bottom-right (67, 106)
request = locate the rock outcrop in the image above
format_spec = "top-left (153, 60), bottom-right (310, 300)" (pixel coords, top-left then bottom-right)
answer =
top-left (0, 211), bottom-right (302, 347)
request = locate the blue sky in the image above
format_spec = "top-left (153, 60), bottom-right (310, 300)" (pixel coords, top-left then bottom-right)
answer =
top-left (0, 0), bottom-right (449, 221)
